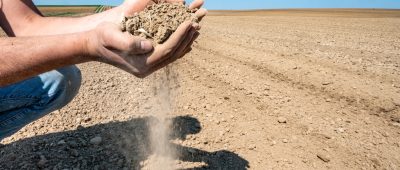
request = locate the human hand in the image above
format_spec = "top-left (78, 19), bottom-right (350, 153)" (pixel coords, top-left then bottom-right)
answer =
top-left (86, 21), bottom-right (199, 78)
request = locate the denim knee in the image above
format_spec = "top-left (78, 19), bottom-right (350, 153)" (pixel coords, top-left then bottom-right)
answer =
top-left (0, 66), bottom-right (82, 140)
top-left (39, 65), bottom-right (82, 110)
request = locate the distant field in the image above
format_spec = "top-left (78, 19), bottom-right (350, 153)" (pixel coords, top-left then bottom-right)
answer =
top-left (36, 7), bottom-right (400, 18)
top-left (38, 6), bottom-right (97, 13)
top-left (208, 8), bottom-right (400, 17)
top-left (38, 6), bottom-right (97, 16)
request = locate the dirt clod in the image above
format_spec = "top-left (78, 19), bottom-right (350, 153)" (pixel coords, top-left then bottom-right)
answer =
top-left (277, 117), bottom-right (287, 123)
top-left (121, 3), bottom-right (198, 44)
top-left (89, 136), bottom-right (102, 145)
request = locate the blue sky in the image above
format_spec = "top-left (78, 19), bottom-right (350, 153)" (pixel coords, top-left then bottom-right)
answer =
top-left (33, 0), bottom-right (400, 10)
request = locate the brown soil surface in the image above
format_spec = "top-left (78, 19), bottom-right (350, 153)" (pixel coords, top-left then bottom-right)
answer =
top-left (1, 9), bottom-right (400, 169)
top-left (122, 3), bottom-right (197, 44)
top-left (38, 6), bottom-right (97, 13)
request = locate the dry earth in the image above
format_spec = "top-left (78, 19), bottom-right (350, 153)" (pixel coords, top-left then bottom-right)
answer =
top-left (1, 9), bottom-right (400, 170)
top-left (122, 3), bottom-right (198, 44)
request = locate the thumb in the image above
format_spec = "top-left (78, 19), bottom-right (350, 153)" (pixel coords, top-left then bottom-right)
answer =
top-left (122, 0), bottom-right (152, 16)
top-left (126, 35), bottom-right (154, 54)
top-left (101, 23), bottom-right (153, 54)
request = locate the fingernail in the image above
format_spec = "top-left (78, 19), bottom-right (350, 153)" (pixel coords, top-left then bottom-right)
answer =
top-left (141, 41), bottom-right (153, 52)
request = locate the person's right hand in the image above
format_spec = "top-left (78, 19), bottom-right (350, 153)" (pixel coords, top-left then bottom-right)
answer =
top-left (85, 21), bottom-right (200, 78)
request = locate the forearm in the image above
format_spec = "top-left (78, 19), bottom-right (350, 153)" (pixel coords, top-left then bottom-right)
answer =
top-left (0, 0), bottom-right (122, 36)
top-left (0, 32), bottom-right (90, 86)
top-left (21, 7), bottom-right (123, 36)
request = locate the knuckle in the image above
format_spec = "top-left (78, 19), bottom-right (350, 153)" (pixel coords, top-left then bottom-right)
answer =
top-left (161, 47), bottom-right (174, 56)
top-left (126, 39), bottom-right (141, 52)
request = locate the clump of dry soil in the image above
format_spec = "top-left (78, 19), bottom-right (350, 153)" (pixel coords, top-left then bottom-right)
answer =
top-left (121, 3), bottom-right (198, 44)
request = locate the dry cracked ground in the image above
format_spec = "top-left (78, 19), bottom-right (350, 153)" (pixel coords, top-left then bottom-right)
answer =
top-left (1, 9), bottom-right (400, 170)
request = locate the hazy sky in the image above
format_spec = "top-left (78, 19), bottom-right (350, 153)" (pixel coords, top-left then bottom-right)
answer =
top-left (33, 0), bottom-right (400, 10)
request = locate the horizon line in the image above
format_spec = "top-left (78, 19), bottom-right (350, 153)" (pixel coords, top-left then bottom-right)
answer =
top-left (36, 5), bottom-right (400, 11)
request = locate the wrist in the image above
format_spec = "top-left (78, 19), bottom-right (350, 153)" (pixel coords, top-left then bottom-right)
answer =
top-left (81, 30), bottom-right (100, 61)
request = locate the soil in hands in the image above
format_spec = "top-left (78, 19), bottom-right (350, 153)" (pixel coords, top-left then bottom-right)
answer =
top-left (121, 3), bottom-right (198, 44)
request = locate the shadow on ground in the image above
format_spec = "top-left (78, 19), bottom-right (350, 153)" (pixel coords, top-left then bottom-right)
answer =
top-left (0, 115), bottom-right (249, 170)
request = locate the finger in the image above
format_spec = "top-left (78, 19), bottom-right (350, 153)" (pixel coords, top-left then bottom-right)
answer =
top-left (189, 0), bottom-right (204, 10)
top-left (163, 21), bottom-right (192, 50)
top-left (173, 30), bottom-right (198, 58)
top-left (183, 32), bottom-right (200, 54)
top-left (103, 27), bottom-right (153, 55)
top-left (146, 21), bottom-right (192, 65)
top-left (159, 30), bottom-right (198, 70)
top-left (192, 22), bottom-right (201, 30)
top-left (195, 8), bottom-right (208, 21)
top-left (126, 36), bottom-right (153, 55)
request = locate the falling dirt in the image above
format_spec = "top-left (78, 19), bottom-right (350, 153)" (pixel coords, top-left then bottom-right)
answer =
top-left (141, 66), bottom-right (178, 170)
top-left (121, 3), bottom-right (198, 44)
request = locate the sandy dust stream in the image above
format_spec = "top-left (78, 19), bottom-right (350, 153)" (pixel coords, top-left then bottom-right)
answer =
top-left (143, 66), bottom-right (178, 170)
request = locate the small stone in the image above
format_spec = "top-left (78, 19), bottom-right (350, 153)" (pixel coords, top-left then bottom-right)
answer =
top-left (8, 153), bottom-right (17, 161)
top-left (277, 117), bottom-right (287, 123)
top-left (392, 117), bottom-right (400, 123)
top-left (321, 134), bottom-right (332, 139)
top-left (390, 122), bottom-right (400, 128)
top-left (68, 141), bottom-right (78, 148)
top-left (371, 158), bottom-right (381, 167)
top-left (248, 144), bottom-right (256, 150)
top-left (382, 132), bottom-right (389, 137)
top-left (282, 139), bottom-right (288, 143)
top-left (271, 140), bottom-right (277, 146)
top-left (335, 128), bottom-right (345, 133)
top-left (393, 98), bottom-right (400, 106)
top-left (57, 140), bottom-right (66, 145)
top-left (37, 155), bottom-right (48, 167)
top-left (76, 118), bottom-right (82, 123)
top-left (322, 82), bottom-right (331, 86)
top-left (117, 159), bottom-right (124, 167)
top-left (90, 136), bottom-right (102, 145)
top-left (84, 117), bottom-right (92, 122)
top-left (70, 149), bottom-right (79, 157)
top-left (317, 153), bottom-right (330, 162)
top-left (380, 102), bottom-right (396, 112)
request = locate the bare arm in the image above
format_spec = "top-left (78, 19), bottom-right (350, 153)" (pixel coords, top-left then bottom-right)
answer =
top-left (0, 0), bottom-right (123, 36)
top-left (0, 33), bottom-right (89, 85)
top-left (1, 21), bottom-right (199, 87)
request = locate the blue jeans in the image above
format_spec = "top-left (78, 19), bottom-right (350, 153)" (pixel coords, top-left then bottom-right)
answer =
top-left (0, 66), bottom-right (81, 140)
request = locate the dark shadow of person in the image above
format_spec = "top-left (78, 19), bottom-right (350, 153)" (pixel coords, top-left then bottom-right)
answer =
top-left (0, 115), bottom-right (249, 170)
